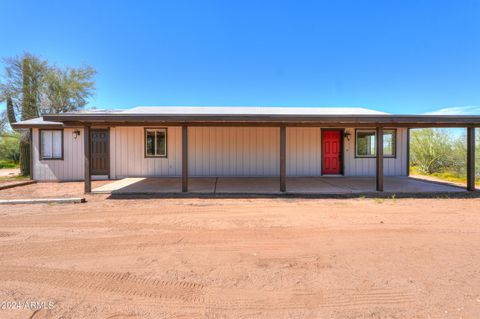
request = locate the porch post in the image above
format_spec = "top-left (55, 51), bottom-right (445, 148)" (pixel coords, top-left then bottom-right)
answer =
top-left (467, 127), bottom-right (476, 191)
top-left (29, 128), bottom-right (33, 179)
top-left (406, 128), bottom-right (410, 176)
top-left (182, 125), bottom-right (188, 192)
top-left (376, 127), bottom-right (384, 192)
top-left (280, 125), bottom-right (286, 192)
top-left (84, 125), bottom-right (91, 193)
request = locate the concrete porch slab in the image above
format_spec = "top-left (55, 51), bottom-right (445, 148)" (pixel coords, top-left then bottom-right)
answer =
top-left (92, 177), bottom-right (216, 194)
top-left (92, 176), bottom-right (466, 195)
top-left (287, 177), bottom-right (352, 193)
top-left (385, 177), bottom-right (464, 193)
top-left (215, 177), bottom-right (281, 194)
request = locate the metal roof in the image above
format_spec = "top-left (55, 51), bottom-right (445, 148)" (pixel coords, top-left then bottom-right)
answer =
top-left (11, 117), bottom-right (63, 128)
top-left (11, 106), bottom-right (480, 128)
top-left (120, 106), bottom-right (389, 115)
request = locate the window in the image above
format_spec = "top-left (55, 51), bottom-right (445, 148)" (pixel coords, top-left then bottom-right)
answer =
top-left (356, 131), bottom-right (376, 157)
top-left (40, 129), bottom-right (63, 160)
top-left (355, 129), bottom-right (396, 158)
top-left (383, 130), bottom-right (396, 157)
top-left (145, 128), bottom-right (167, 157)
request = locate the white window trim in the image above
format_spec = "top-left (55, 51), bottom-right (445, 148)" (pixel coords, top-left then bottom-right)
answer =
top-left (39, 129), bottom-right (64, 160)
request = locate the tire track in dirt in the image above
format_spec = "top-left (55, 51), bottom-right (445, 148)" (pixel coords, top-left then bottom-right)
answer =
top-left (0, 266), bottom-right (415, 311)
top-left (0, 228), bottom-right (321, 260)
top-left (0, 232), bottom-right (14, 237)
top-left (0, 266), bottom-right (205, 304)
top-left (309, 289), bottom-right (416, 308)
top-left (204, 287), bottom-right (415, 311)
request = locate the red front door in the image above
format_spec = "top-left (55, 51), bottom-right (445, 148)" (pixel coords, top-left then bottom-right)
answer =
top-left (322, 130), bottom-right (342, 175)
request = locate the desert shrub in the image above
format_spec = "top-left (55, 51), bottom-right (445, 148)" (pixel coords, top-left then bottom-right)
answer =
top-left (0, 132), bottom-right (20, 163)
top-left (411, 128), bottom-right (479, 178)
top-left (410, 129), bottom-right (456, 174)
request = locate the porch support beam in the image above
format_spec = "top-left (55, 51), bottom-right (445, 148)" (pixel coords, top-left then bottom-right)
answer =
top-left (467, 127), bottom-right (476, 191)
top-left (280, 125), bottom-right (286, 192)
top-left (84, 125), bottom-right (91, 193)
top-left (182, 125), bottom-right (188, 192)
top-left (406, 128), bottom-right (410, 176)
top-left (376, 127), bottom-right (384, 192)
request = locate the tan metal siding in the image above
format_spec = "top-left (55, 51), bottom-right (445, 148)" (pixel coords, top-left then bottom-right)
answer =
top-left (286, 127), bottom-right (321, 176)
top-left (31, 126), bottom-right (408, 180)
top-left (188, 127), bottom-right (280, 176)
top-left (344, 127), bottom-right (407, 176)
top-left (32, 128), bottom-right (84, 181)
top-left (112, 126), bottom-right (182, 178)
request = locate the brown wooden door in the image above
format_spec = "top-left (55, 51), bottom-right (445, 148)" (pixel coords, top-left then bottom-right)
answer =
top-left (91, 129), bottom-right (109, 175)
top-left (322, 130), bottom-right (342, 175)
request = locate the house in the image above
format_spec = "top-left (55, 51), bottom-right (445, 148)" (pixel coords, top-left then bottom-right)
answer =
top-left (12, 106), bottom-right (479, 194)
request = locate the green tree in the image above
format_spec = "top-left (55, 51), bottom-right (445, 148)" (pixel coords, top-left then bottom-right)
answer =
top-left (6, 97), bottom-right (16, 125)
top-left (0, 110), bottom-right (8, 133)
top-left (0, 54), bottom-right (47, 175)
top-left (448, 129), bottom-right (480, 178)
top-left (0, 131), bottom-right (20, 163)
top-left (1, 53), bottom-right (96, 122)
top-left (0, 53), bottom-right (48, 123)
top-left (451, 134), bottom-right (467, 176)
top-left (0, 52), bottom-right (96, 176)
top-left (410, 129), bottom-right (456, 174)
top-left (40, 65), bottom-right (96, 114)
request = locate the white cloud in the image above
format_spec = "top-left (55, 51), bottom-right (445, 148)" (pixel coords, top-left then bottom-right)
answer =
top-left (423, 105), bottom-right (480, 115)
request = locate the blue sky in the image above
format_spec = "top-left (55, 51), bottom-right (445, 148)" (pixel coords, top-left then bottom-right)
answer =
top-left (1, 0), bottom-right (480, 114)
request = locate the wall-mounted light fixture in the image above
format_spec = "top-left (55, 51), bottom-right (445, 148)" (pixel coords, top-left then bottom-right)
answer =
top-left (73, 129), bottom-right (81, 139)
top-left (344, 131), bottom-right (351, 141)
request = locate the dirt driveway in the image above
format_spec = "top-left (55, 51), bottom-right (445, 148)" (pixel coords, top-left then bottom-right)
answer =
top-left (0, 184), bottom-right (480, 318)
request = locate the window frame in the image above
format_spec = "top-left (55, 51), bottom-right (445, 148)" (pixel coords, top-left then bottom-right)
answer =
top-left (144, 127), bottom-right (168, 158)
top-left (354, 128), bottom-right (397, 159)
top-left (39, 129), bottom-right (64, 160)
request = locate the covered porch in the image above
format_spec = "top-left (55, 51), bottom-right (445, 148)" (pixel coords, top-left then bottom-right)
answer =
top-left (40, 107), bottom-right (479, 195)
top-left (83, 124), bottom-right (476, 195)
top-left (92, 176), bottom-right (466, 195)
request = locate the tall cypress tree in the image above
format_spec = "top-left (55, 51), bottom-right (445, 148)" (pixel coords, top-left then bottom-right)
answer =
top-left (1, 53), bottom-right (96, 176)
top-left (21, 56), bottom-right (41, 121)
top-left (2, 54), bottom-right (47, 176)
top-left (6, 97), bottom-right (16, 124)
top-left (18, 56), bottom-right (42, 175)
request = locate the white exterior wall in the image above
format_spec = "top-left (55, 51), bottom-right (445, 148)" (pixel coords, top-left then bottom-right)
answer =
top-left (32, 128), bottom-right (84, 181)
top-left (111, 127), bottom-right (182, 178)
top-left (286, 127), bottom-right (322, 176)
top-left (32, 126), bottom-right (408, 181)
top-left (286, 127), bottom-right (407, 176)
top-left (343, 127), bottom-right (408, 176)
top-left (188, 127), bottom-right (280, 176)
top-left (111, 127), bottom-right (281, 177)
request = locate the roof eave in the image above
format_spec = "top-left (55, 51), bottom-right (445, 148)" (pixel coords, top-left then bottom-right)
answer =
top-left (42, 114), bottom-right (480, 127)
top-left (11, 122), bottom-right (64, 129)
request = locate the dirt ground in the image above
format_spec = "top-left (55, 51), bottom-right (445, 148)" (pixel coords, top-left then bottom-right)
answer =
top-left (0, 183), bottom-right (480, 318)
top-left (0, 181), bottom-right (110, 199)
top-left (0, 168), bottom-right (20, 178)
